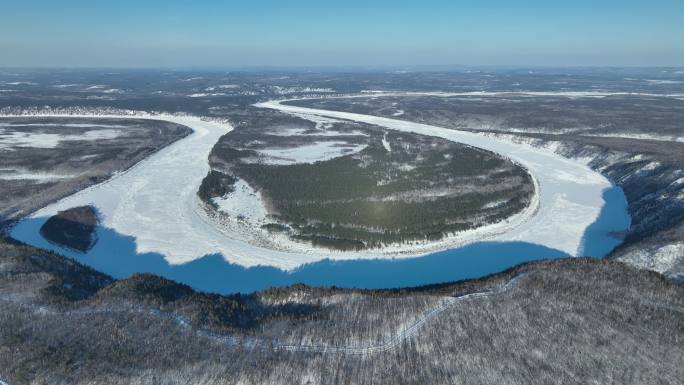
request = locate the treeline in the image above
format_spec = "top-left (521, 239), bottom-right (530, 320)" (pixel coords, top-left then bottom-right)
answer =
top-left (278, 189), bottom-right (530, 249)
top-left (197, 170), bottom-right (238, 204)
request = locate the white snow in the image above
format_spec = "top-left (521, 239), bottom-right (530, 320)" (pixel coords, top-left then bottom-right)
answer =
top-left (482, 200), bottom-right (506, 209)
top-left (289, 112), bottom-right (343, 130)
top-left (635, 161), bottom-right (662, 176)
top-left (644, 79), bottom-right (683, 85)
top-left (392, 109), bottom-right (405, 116)
top-left (381, 133), bottom-right (391, 152)
top-left (253, 141), bottom-right (367, 165)
top-left (581, 132), bottom-right (684, 143)
top-left (272, 86), bottom-right (335, 95)
top-left (359, 90), bottom-right (684, 99)
top-left (0, 123), bottom-right (130, 129)
top-left (266, 112), bottom-right (368, 137)
top-left (188, 93), bottom-right (227, 98)
top-left (53, 83), bottom-right (80, 88)
top-left (213, 179), bottom-right (269, 225)
top-left (619, 243), bottom-right (683, 274)
top-left (0, 129), bottom-right (122, 149)
top-left (257, 99), bottom-right (619, 260)
top-left (265, 127), bottom-right (367, 137)
top-left (205, 84), bottom-right (239, 91)
top-left (0, 168), bottom-right (75, 181)
top-left (11, 115), bottom-right (234, 265)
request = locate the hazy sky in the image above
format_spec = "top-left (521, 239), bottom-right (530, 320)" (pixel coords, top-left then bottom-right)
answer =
top-left (2, 0), bottom-right (683, 67)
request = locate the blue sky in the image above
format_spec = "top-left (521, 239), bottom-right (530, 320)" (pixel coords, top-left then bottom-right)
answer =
top-left (2, 0), bottom-right (683, 67)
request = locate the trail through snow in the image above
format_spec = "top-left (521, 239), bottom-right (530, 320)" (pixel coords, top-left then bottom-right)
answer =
top-left (1, 274), bottom-right (528, 356)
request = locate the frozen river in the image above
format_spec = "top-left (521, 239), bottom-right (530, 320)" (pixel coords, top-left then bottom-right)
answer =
top-left (9, 104), bottom-right (630, 293)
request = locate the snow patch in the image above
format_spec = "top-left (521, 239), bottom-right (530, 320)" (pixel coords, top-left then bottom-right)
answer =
top-left (8, 104), bottom-right (628, 270)
top-left (205, 84), bottom-right (239, 91)
top-left (253, 141), bottom-right (367, 165)
top-left (0, 122), bottom-right (130, 129)
top-left (644, 79), bottom-right (684, 85)
top-left (360, 90), bottom-right (684, 99)
top-left (619, 243), bottom-right (683, 274)
top-left (258, 99), bottom-right (623, 259)
top-left (0, 129), bottom-right (122, 149)
top-left (272, 86), bottom-right (335, 95)
top-left (381, 133), bottom-right (391, 152)
top-left (213, 179), bottom-right (269, 226)
top-left (581, 133), bottom-right (684, 143)
top-left (482, 200), bottom-right (506, 209)
top-left (289, 112), bottom-right (343, 130)
top-left (265, 126), bottom-right (367, 137)
top-left (0, 169), bottom-right (75, 181)
top-left (53, 83), bottom-right (80, 88)
top-left (188, 93), bottom-right (227, 98)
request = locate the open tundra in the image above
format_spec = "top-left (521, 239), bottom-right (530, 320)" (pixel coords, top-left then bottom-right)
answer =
top-left (10, 101), bottom-right (627, 280)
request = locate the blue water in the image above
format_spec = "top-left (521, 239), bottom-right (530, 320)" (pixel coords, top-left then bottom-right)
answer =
top-left (579, 186), bottom-right (631, 257)
top-left (10, 186), bottom-right (630, 294)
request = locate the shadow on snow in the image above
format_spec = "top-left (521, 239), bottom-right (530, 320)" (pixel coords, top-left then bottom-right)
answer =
top-left (10, 186), bottom-right (629, 294)
top-left (579, 186), bottom-right (630, 257)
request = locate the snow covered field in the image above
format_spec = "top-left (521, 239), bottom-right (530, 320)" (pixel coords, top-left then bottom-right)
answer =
top-left (0, 169), bottom-right (76, 181)
top-left (9, 102), bottom-right (629, 274)
top-left (259, 100), bottom-right (629, 259)
top-left (213, 179), bottom-right (269, 223)
top-left (0, 127), bottom-right (122, 149)
top-left (359, 90), bottom-right (684, 99)
top-left (252, 141), bottom-right (367, 165)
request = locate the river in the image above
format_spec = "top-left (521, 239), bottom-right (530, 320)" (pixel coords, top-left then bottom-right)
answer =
top-left (9, 104), bottom-right (630, 293)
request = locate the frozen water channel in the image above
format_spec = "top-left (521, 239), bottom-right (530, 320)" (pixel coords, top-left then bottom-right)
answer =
top-left (9, 104), bottom-right (630, 293)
